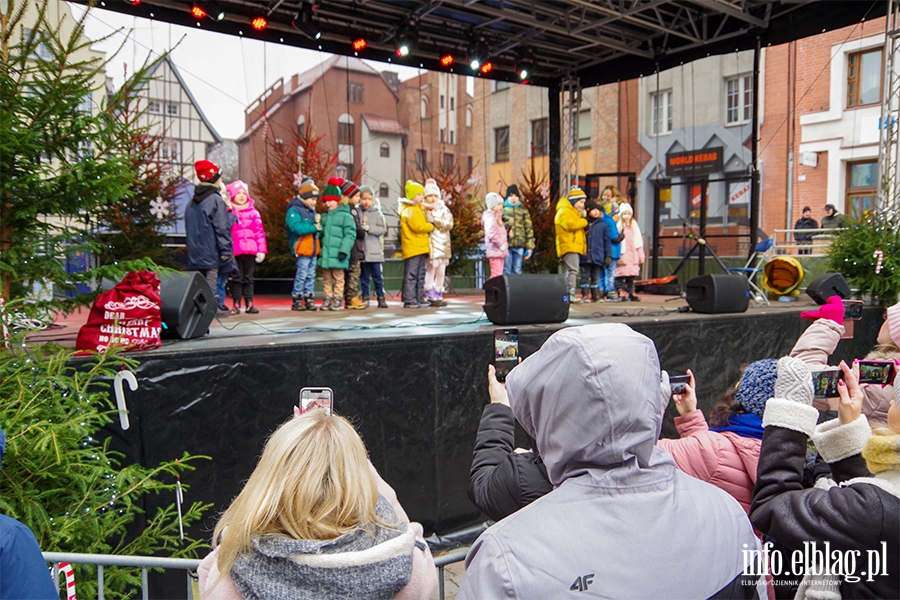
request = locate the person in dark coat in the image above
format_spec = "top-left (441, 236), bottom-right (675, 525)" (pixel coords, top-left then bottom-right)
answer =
top-left (578, 199), bottom-right (613, 302)
top-left (468, 365), bottom-right (552, 522)
top-left (793, 206), bottom-right (818, 255)
top-left (750, 357), bottom-right (900, 599)
top-left (184, 159), bottom-right (233, 303)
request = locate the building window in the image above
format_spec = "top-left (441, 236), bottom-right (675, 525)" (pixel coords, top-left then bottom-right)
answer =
top-left (380, 142), bottom-right (390, 157)
top-left (166, 103), bottom-right (179, 116)
top-left (578, 110), bottom-right (591, 149)
top-left (466, 106), bottom-right (473, 128)
top-left (531, 118), bottom-right (549, 156)
top-left (416, 149), bottom-right (427, 170)
top-left (467, 156), bottom-right (473, 172)
top-left (651, 90), bottom-right (673, 135)
top-left (297, 114), bottom-right (306, 139)
top-left (24, 29), bottom-right (52, 60)
top-left (846, 160), bottom-right (878, 218)
top-left (492, 81), bottom-right (510, 92)
top-left (379, 183), bottom-right (389, 198)
top-left (450, 130), bottom-right (455, 145)
top-left (149, 101), bottom-right (161, 114)
top-left (847, 49), bottom-right (882, 108)
top-left (338, 114), bottom-right (354, 145)
top-left (440, 95), bottom-right (445, 109)
top-left (420, 97), bottom-right (428, 119)
top-left (440, 128), bottom-right (445, 143)
top-left (450, 97), bottom-right (455, 111)
top-left (443, 153), bottom-right (454, 171)
top-left (347, 82), bottom-right (364, 103)
top-left (161, 138), bottom-right (178, 162)
top-left (726, 75), bottom-right (753, 124)
top-left (494, 126), bottom-right (510, 162)
top-left (77, 93), bottom-right (93, 115)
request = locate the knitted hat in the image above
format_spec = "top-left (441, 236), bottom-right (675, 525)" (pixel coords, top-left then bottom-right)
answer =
top-left (226, 180), bottom-right (249, 199)
top-left (340, 178), bottom-right (359, 199)
top-left (194, 159), bottom-right (221, 183)
top-left (485, 192), bottom-right (504, 210)
top-left (359, 185), bottom-right (375, 197)
top-left (568, 187), bottom-right (587, 205)
top-left (505, 184), bottom-right (520, 199)
top-left (886, 301), bottom-right (900, 346)
top-left (298, 177), bottom-right (319, 200)
top-left (405, 180), bottom-right (424, 201)
top-left (423, 178), bottom-right (440, 198)
top-left (735, 359), bottom-right (778, 419)
top-left (322, 183), bottom-right (342, 203)
top-left (619, 203), bottom-right (634, 217)
top-left (584, 199), bottom-right (602, 217)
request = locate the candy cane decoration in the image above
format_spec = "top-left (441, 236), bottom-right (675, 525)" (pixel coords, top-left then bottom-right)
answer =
top-left (59, 562), bottom-right (76, 600)
top-left (175, 459), bottom-right (184, 540)
top-left (874, 249), bottom-right (884, 274)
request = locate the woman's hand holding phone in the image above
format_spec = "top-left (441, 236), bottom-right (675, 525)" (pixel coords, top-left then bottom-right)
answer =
top-left (837, 360), bottom-right (864, 425)
top-left (487, 365), bottom-right (510, 407)
top-left (671, 370), bottom-right (697, 416)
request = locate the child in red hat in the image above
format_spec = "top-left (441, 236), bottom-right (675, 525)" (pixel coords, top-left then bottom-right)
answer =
top-left (185, 160), bottom-right (233, 304)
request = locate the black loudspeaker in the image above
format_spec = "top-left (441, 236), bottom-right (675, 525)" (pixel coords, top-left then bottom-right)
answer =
top-left (159, 271), bottom-right (217, 339)
top-left (806, 273), bottom-right (851, 304)
top-left (483, 274), bottom-right (569, 325)
top-left (685, 274), bottom-right (750, 314)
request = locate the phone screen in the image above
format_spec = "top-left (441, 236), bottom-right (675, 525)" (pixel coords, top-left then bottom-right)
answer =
top-left (669, 374), bottom-right (691, 395)
top-left (843, 300), bottom-right (864, 320)
top-left (299, 387), bottom-right (333, 416)
top-left (858, 361), bottom-right (895, 385)
top-left (494, 328), bottom-right (519, 382)
top-left (811, 370), bottom-right (842, 399)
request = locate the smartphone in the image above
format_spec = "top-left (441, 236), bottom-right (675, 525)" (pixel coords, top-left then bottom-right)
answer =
top-left (843, 299), bottom-right (864, 320)
top-left (858, 360), bottom-right (896, 385)
top-left (811, 370), bottom-right (842, 399)
top-left (669, 374), bottom-right (691, 396)
top-left (493, 328), bottom-right (519, 382)
top-left (299, 387), bottom-right (333, 416)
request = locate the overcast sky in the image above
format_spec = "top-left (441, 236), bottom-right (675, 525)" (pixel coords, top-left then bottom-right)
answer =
top-left (69, 2), bottom-right (423, 140)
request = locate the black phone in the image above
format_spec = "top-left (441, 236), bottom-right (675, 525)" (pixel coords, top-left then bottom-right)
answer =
top-left (858, 360), bottom-right (896, 385)
top-left (493, 328), bottom-right (519, 382)
top-left (811, 370), bottom-right (842, 399)
top-left (299, 387), bottom-right (333, 416)
top-left (843, 299), bottom-right (864, 320)
top-left (669, 374), bottom-right (691, 395)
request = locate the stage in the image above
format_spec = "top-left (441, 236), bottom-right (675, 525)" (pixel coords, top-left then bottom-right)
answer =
top-left (37, 290), bottom-right (883, 546)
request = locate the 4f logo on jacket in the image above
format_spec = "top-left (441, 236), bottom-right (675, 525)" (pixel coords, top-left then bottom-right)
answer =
top-left (570, 573), bottom-right (594, 592)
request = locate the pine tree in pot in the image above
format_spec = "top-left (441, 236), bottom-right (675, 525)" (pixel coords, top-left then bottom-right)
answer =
top-left (826, 207), bottom-right (900, 304)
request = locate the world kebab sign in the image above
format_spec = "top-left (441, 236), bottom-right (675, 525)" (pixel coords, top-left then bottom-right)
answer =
top-left (666, 147), bottom-right (724, 178)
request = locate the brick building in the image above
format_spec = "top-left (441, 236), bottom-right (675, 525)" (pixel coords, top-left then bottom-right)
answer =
top-left (759, 17), bottom-right (887, 238)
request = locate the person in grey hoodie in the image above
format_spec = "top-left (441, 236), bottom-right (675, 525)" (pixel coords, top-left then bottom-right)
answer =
top-left (457, 324), bottom-right (765, 600)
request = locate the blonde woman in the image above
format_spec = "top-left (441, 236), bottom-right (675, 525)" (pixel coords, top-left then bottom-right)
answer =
top-left (198, 411), bottom-right (437, 600)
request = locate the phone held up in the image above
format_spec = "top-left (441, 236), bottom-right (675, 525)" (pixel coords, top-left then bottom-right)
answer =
top-left (811, 370), bottom-right (842, 399)
top-left (493, 328), bottom-right (519, 383)
top-left (669, 374), bottom-right (691, 396)
top-left (299, 387), bottom-right (333, 416)
top-left (858, 360), bottom-right (896, 385)
top-left (841, 299), bottom-right (864, 339)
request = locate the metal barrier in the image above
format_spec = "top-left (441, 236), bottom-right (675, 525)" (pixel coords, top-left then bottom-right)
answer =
top-left (43, 546), bottom-right (470, 600)
top-left (772, 227), bottom-right (845, 257)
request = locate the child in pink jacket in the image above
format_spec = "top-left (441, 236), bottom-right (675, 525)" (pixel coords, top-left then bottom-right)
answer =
top-left (225, 180), bottom-right (267, 314)
top-left (483, 193), bottom-right (508, 280)
top-left (657, 359), bottom-right (777, 513)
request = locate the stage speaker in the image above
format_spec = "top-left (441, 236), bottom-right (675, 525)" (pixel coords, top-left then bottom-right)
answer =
top-left (159, 271), bottom-right (217, 339)
top-left (685, 274), bottom-right (750, 314)
top-left (806, 273), bottom-right (851, 304)
top-left (483, 274), bottom-right (569, 325)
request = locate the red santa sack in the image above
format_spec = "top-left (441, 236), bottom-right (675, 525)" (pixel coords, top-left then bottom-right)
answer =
top-left (75, 270), bottom-right (162, 353)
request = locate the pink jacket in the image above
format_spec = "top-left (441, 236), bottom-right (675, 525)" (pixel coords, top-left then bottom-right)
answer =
top-left (657, 410), bottom-right (760, 513)
top-left (790, 318), bottom-right (894, 425)
top-left (482, 210), bottom-right (508, 259)
top-left (197, 466), bottom-right (437, 600)
top-left (616, 223), bottom-right (644, 278)
top-left (231, 198), bottom-right (268, 256)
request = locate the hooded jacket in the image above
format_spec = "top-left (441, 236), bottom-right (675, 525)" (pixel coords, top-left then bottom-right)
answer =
top-left (399, 199), bottom-right (434, 259)
top-left (318, 204), bottom-right (356, 270)
top-left (482, 209), bottom-right (508, 259)
top-left (458, 324), bottom-right (764, 600)
top-left (230, 197), bottom-right (268, 256)
top-left (427, 199), bottom-right (453, 260)
top-left (185, 183), bottom-right (233, 269)
top-left (501, 202), bottom-right (534, 250)
top-left (360, 202), bottom-right (388, 263)
top-left (285, 197), bottom-right (320, 258)
top-left (553, 197), bottom-right (588, 257)
top-left (580, 201), bottom-right (612, 266)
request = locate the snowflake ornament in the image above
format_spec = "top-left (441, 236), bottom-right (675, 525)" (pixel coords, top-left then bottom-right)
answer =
top-left (149, 197), bottom-right (170, 219)
top-left (539, 183), bottom-right (550, 200)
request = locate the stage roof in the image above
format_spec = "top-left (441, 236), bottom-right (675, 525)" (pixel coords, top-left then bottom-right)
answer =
top-left (78, 0), bottom-right (886, 88)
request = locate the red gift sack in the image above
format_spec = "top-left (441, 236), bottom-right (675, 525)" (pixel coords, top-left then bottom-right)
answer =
top-left (76, 270), bottom-right (162, 353)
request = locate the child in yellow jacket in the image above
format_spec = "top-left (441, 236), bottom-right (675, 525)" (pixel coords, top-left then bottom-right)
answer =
top-left (555, 188), bottom-right (588, 303)
top-left (399, 180), bottom-right (434, 308)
